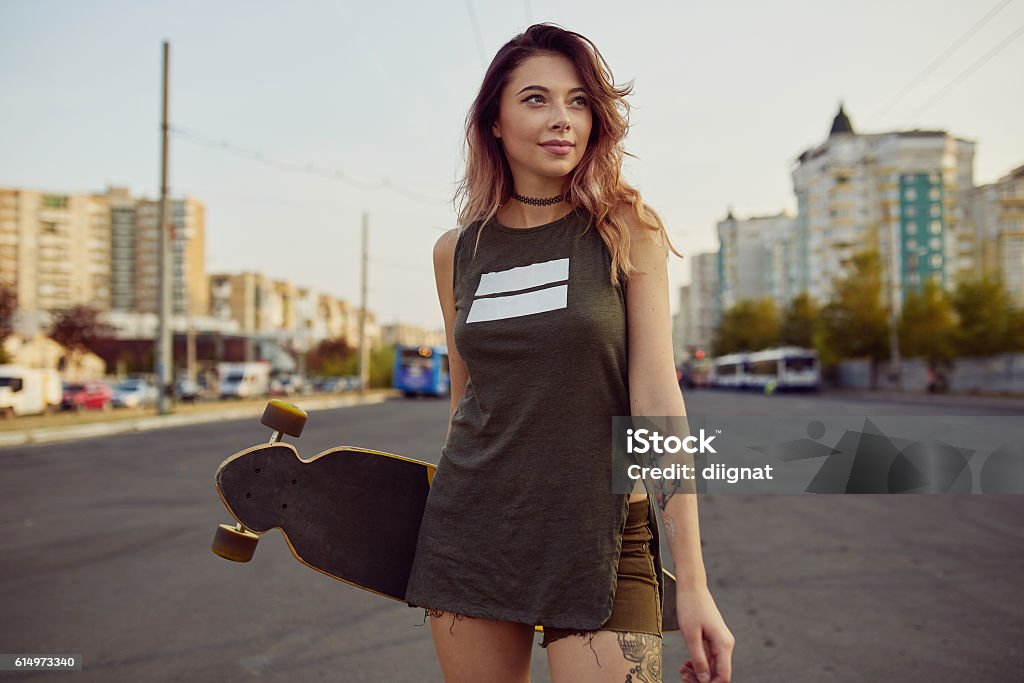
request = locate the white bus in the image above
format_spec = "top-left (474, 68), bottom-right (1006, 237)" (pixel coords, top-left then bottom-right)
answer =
top-left (709, 353), bottom-right (749, 389)
top-left (711, 347), bottom-right (820, 392)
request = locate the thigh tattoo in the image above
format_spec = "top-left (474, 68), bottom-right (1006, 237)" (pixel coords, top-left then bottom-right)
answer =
top-left (616, 632), bottom-right (662, 683)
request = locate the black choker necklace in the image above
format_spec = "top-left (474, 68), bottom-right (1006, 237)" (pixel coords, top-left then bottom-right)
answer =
top-left (512, 191), bottom-right (564, 206)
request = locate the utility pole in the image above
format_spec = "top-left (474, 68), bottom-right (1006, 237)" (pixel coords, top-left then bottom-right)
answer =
top-left (358, 212), bottom-right (369, 394)
top-left (888, 225), bottom-right (902, 390)
top-left (155, 40), bottom-right (173, 415)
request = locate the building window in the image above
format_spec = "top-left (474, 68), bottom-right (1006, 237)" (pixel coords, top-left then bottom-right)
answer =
top-left (906, 222), bottom-right (918, 235)
top-left (930, 221), bottom-right (942, 234)
top-left (906, 206), bottom-right (917, 217)
top-left (930, 205), bottom-right (941, 217)
top-left (929, 237), bottom-right (942, 250)
top-left (907, 239), bottom-right (917, 250)
top-left (929, 173), bottom-right (940, 184)
top-left (929, 188), bottom-right (941, 201)
top-left (905, 188), bottom-right (917, 201)
top-left (931, 254), bottom-right (942, 268)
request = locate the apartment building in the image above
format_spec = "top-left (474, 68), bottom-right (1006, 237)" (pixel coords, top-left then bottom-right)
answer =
top-left (791, 105), bottom-right (976, 314)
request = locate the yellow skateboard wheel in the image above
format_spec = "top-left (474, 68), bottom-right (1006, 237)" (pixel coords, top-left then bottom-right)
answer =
top-left (211, 523), bottom-right (260, 562)
top-left (260, 399), bottom-right (308, 438)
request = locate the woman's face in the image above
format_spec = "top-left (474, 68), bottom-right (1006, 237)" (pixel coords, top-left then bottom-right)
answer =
top-left (491, 52), bottom-right (593, 189)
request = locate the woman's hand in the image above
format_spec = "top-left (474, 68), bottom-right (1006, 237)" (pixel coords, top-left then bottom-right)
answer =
top-left (675, 583), bottom-right (734, 682)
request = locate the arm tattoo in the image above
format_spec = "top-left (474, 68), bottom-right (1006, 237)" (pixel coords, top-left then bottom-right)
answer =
top-left (663, 515), bottom-right (678, 541)
top-left (616, 632), bottom-right (662, 683)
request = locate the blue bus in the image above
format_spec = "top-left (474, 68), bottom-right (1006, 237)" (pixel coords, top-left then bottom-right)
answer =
top-left (393, 345), bottom-right (450, 397)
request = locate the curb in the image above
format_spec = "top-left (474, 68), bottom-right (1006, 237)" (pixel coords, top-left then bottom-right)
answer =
top-left (0, 392), bottom-right (396, 449)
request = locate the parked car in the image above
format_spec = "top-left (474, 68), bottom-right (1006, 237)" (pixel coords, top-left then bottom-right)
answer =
top-left (268, 376), bottom-right (307, 397)
top-left (315, 377), bottom-right (346, 393)
top-left (61, 381), bottom-right (114, 411)
top-left (111, 379), bottom-right (158, 408)
top-left (218, 362), bottom-right (271, 399)
top-left (174, 378), bottom-right (202, 403)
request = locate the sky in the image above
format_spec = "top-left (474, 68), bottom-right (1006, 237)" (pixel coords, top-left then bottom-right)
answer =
top-left (2, 0), bottom-right (1023, 330)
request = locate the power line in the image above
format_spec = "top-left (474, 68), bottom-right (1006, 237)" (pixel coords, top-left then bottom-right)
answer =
top-left (464, 0), bottom-right (488, 68)
top-left (169, 124), bottom-right (450, 207)
top-left (869, 0), bottom-right (1015, 125)
top-left (904, 18), bottom-right (1024, 123)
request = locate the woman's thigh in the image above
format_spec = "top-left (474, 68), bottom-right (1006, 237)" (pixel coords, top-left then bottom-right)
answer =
top-left (428, 610), bottom-right (534, 683)
top-left (546, 629), bottom-right (662, 683)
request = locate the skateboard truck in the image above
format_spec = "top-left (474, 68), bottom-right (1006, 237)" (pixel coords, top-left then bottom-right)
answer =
top-left (211, 399), bottom-right (309, 563)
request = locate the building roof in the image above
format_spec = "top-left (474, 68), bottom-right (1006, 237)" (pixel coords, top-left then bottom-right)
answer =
top-left (1001, 164), bottom-right (1024, 182)
top-left (829, 103), bottom-right (854, 136)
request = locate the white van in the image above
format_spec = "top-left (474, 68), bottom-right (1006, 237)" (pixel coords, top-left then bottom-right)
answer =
top-left (0, 365), bottom-right (48, 417)
top-left (218, 362), bottom-right (271, 399)
top-left (38, 369), bottom-right (62, 412)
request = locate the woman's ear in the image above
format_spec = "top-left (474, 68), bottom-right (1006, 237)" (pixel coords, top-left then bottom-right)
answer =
top-left (491, 121), bottom-right (501, 139)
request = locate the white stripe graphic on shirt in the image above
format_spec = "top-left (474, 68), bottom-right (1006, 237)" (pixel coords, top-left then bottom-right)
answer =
top-left (466, 284), bottom-right (568, 323)
top-left (466, 258), bottom-right (569, 323)
top-left (474, 258), bottom-right (569, 296)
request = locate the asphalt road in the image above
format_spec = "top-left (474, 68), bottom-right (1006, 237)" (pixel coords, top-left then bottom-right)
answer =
top-left (0, 390), bottom-right (1022, 682)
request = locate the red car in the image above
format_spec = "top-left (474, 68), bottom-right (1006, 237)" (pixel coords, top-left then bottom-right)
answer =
top-left (61, 382), bottom-right (114, 411)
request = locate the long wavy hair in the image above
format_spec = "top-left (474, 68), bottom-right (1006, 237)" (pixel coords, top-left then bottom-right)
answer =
top-left (454, 23), bottom-right (682, 285)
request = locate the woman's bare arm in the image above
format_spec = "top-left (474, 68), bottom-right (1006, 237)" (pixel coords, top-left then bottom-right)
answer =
top-left (621, 211), bottom-right (709, 590)
top-left (433, 228), bottom-right (469, 442)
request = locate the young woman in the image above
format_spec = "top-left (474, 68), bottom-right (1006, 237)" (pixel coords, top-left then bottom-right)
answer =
top-left (405, 24), bottom-right (734, 683)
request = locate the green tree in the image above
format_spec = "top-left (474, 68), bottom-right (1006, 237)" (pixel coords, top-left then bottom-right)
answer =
top-left (898, 279), bottom-right (957, 363)
top-left (1008, 306), bottom-right (1024, 352)
top-left (338, 344), bottom-right (396, 388)
top-left (816, 250), bottom-right (890, 385)
top-left (712, 298), bottom-right (780, 355)
top-left (306, 337), bottom-right (355, 376)
top-left (780, 292), bottom-right (820, 348)
top-left (950, 276), bottom-right (1017, 356)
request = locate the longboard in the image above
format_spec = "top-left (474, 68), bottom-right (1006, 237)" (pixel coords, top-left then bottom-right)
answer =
top-left (211, 400), bottom-right (679, 631)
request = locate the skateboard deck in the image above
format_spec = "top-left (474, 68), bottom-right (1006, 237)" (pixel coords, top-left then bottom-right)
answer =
top-left (212, 401), bottom-right (680, 631)
top-left (215, 442), bottom-right (434, 601)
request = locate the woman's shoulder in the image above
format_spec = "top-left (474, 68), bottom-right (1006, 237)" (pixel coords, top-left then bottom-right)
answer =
top-left (432, 227), bottom-right (462, 266)
top-left (610, 200), bottom-right (660, 239)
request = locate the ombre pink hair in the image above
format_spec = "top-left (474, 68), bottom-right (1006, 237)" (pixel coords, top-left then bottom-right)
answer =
top-left (454, 23), bottom-right (682, 284)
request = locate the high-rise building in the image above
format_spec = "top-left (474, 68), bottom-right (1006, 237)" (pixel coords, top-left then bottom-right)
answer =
top-left (0, 187), bottom-right (113, 319)
top-left (127, 195), bottom-right (206, 318)
top-left (688, 251), bottom-right (721, 354)
top-left (717, 211), bottom-right (796, 311)
top-left (791, 105), bottom-right (975, 314)
top-left (969, 164), bottom-right (1024, 306)
top-left (0, 185), bottom-right (206, 327)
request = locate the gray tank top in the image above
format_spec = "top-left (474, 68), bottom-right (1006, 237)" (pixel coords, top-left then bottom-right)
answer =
top-left (405, 208), bottom-right (665, 630)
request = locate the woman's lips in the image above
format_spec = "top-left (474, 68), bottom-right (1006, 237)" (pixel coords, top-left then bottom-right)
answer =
top-left (539, 143), bottom-right (572, 156)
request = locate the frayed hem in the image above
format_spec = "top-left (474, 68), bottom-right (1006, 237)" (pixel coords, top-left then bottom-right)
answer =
top-left (539, 630), bottom-right (601, 666)
top-left (417, 608), bottom-right (476, 635)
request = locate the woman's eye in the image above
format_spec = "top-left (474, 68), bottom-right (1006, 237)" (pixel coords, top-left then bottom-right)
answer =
top-left (573, 96), bottom-right (589, 106)
top-left (524, 94), bottom-right (544, 103)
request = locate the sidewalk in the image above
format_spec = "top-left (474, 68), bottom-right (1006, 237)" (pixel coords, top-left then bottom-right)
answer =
top-left (0, 390), bottom-right (399, 449)
top-left (824, 387), bottom-right (1024, 410)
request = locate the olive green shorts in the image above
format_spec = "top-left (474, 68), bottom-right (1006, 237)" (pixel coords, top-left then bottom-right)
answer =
top-left (539, 498), bottom-right (662, 647)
